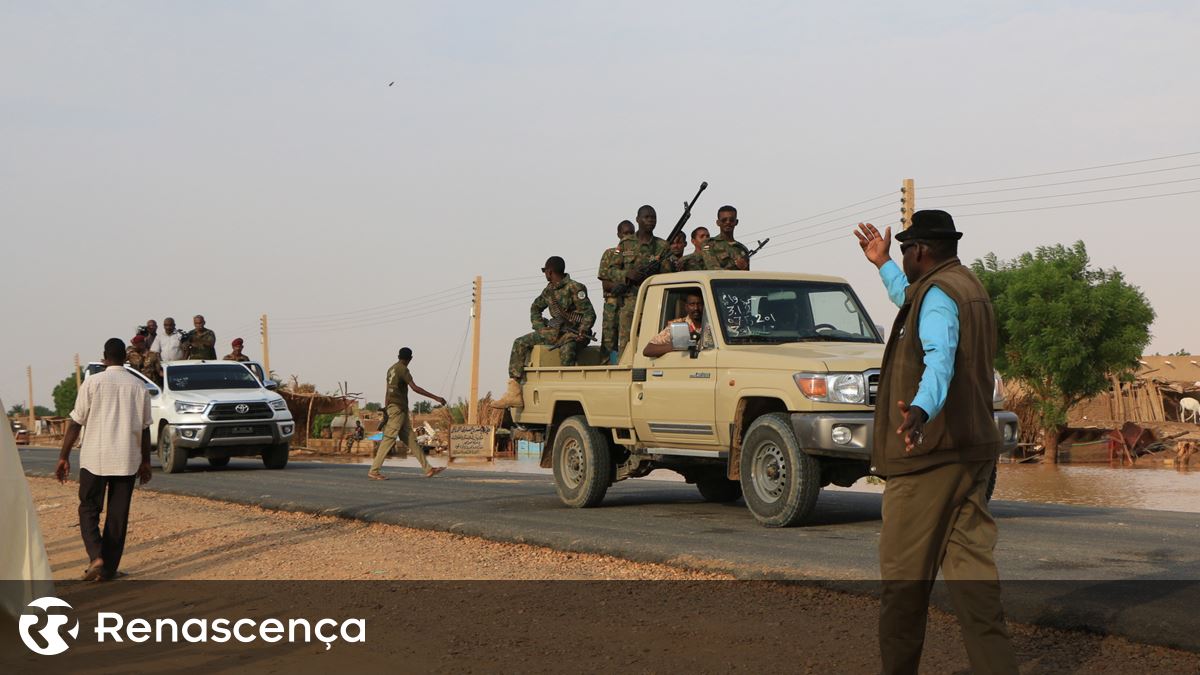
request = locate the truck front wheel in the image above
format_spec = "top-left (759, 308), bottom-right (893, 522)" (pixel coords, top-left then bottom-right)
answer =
top-left (552, 415), bottom-right (611, 508)
top-left (160, 425), bottom-right (189, 474)
top-left (262, 442), bottom-right (289, 470)
top-left (740, 413), bottom-right (820, 527)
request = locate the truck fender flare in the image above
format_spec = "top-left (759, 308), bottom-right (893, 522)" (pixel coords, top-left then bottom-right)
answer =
top-left (728, 391), bottom-right (790, 481)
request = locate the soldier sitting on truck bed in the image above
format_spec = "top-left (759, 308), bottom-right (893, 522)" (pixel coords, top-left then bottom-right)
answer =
top-left (493, 256), bottom-right (596, 410)
top-left (700, 205), bottom-right (751, 271)
top-left (643, 290), bottom-right (714, 358)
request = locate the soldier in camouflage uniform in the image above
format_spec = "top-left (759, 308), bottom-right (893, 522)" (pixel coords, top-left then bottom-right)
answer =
top-left (186, 314), bottom-right (218, 360)
top-left (598, 220), bottom-right (635, 358)
top-left (677, 226), bottom-right (710, 271)
top-left (609, 205), bottom-right (676, 354)
top-left (368, 347), bottom-right (447, 480)
top-left (700, 205), bottom-right (751, 271)
top-left (493, 256), bottom-right (596, 409)
top-left (126, 335), bottom-right (162, 385)
top-left (222, 337), bottom-right (250, 362)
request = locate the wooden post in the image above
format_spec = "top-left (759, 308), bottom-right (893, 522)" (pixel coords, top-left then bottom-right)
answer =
top-left (468, 276), bottom-right (482, 425)
top-left (74, 353), bottom-right (82, 390)
top-left (27, 366), bottom-right (35, 432)
top-left (901, 178), bottom-right (915, 229)
top-left (260, 314), bottom-right (271, 377)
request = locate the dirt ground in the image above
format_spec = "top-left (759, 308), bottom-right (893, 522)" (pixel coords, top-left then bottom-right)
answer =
top-left (19, 476), bottom-right (1200, 674)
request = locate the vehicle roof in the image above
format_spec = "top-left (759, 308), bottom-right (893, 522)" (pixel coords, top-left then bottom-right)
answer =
top-left (645, 270), bottom-right (852, 285)
top-left (164, 360), bottom-right (261, 366)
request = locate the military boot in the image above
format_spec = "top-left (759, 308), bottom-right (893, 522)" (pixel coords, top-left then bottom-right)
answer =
top-left (490, 378), bottom-right (524, 409)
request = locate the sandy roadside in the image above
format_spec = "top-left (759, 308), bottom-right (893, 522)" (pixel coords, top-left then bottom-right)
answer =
top-left (19, 476), bottom-right (1200, 673)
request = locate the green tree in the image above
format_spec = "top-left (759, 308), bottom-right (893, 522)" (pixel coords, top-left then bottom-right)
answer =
top-left (6, 403), bottom-right (54, 417)
top-left (1170, 349), bottom-right (1191, 356)
top-left (52, 373), bottom-right (78, 416)
top-left (412, 401), bottom-right (433, 415)
top-left (311, 413), bottom-right (336, 438)
top-left (447, 397), bottom-right (468, 424)
top-left (972, 241), bottom-right (1154, 462)
top-left (364, 401), bottom-right (382, 412)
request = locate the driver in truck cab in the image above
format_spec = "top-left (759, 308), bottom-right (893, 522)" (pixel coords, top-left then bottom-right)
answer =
top-left (642, 290), bottom-right (714, 358)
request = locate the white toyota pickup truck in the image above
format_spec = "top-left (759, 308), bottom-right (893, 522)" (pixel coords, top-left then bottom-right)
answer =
top-left (85, 360), bottom-right (295, 472)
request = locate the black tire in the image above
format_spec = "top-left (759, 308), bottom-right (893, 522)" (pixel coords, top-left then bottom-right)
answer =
top-left (207, 457), bottom-right (230, 468)
top-left (739, 413), bottom-right (821, 527)
top-left (160, 425), bottom-right (189, 474)
top-left (985, 461), bottom-right (997, 503)
top-left (552, 415), bottom-right (611, 508)
top-left (697, 476), bottom-right (743, 503)
top-left (262, 442), bottom-right (289, 470)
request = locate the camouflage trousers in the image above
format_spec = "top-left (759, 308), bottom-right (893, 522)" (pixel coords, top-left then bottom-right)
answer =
top-left (509, 330), bottom-right (579, 380)
top-left (616, 291), bottom-right (639, 355)
top-left (600, 296), bottom-right (625, 354)
top-left (370, 404), bottom-right (430, 472)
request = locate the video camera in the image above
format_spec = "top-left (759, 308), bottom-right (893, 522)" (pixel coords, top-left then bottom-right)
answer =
top-left (135, 325), bottom-right (149, 337)
top-left (178, 329), bottom-right (195, 343)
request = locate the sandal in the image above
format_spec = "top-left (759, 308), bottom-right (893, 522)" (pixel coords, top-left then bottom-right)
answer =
top-left (367, 471), bottom-right (388, 480)
top-left (423, 467), bottom-right (445, 478)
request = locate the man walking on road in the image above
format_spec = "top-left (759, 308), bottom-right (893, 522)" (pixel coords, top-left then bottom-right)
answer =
top-left (854, 211), bottom-right (1017, 675)
top-left (56, 338), bottom-right (153, 581)
top-left (369, 347), bottom-right (447, 480)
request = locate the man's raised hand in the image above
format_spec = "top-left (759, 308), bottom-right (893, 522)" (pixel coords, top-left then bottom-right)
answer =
top-left (854, 222), bottom-right (892, 268)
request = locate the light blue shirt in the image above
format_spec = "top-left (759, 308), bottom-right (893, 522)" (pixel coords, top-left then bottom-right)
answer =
top-left (880, 260), bottom-right (959, 421)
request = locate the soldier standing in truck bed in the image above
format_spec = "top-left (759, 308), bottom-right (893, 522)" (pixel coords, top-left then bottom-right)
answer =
top-left (493, 256), bottom-right (596, 409)
top-left (678, 226), bottom-right (710, 271)
top-left (700, 205), bottom-right (751, 271)
top-left (598, 220), bottom-right (635, 360)
top-left (186, 315), bottom-right (217, 360)
top-left (607, 205), bottom-right (676, 354)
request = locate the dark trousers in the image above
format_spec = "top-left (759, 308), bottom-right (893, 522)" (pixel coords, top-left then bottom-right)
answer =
top-left (78, 468), bottom-right (137, 577)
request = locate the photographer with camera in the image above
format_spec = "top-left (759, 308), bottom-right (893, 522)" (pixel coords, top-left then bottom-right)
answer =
top-left (184, 314), bottom-right (217, 360)
top-left (156, 317), bottom-right (186, 362)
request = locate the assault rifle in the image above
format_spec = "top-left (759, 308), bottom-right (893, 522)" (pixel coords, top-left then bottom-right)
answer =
top-left (747, 238), bottom-right (770, 257)
top-left (611, 181), bottom-right (708, 296)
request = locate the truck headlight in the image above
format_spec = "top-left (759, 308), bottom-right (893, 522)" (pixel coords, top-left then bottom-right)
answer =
top-left (794, 372), bottom-right (867, 404)
top-left (175, 401), bottom-right (206, 414)
top-left (270, 399), bottom-right (288, 411)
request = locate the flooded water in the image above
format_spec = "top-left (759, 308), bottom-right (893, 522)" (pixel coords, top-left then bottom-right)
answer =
top-left (313, 452), bottom-right (1200, 514)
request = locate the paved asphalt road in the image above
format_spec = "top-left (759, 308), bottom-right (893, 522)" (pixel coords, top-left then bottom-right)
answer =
top-left (20, 448), bottom-right (1200, 651)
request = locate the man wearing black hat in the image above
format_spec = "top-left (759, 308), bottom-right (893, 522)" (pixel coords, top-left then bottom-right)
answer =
top-left (492, 256), bottom-right (595, 409)
top-left (368, 347), bottom-right (447, 480)
top-left (855, 211), bottom-right (1016, 675)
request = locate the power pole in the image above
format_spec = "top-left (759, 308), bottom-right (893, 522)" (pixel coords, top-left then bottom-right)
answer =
top-left (901, 178), bottom-right (915, 229)
top-left (27, 366), bottom-right (35, 431)
top-left (468, 276), bottom-right (482, 425)
top-left (74, 353), bottom-right (82, 390)
top-left (260, 314), bottom-right (271, 377)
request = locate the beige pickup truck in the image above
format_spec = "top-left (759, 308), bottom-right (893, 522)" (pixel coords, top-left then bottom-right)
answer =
top-left (510, 270), bottom-right (1018, 527)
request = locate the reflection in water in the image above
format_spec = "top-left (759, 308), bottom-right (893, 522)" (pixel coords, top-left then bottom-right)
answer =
top-left (313, 451), bottom-right (1200, 513)
top-left (991, 462), bottom-right (1200, 513)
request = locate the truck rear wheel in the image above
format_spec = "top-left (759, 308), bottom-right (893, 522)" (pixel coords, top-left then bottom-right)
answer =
top-left (697, 476), bottom-right (742, 503)
top-left (160, 425), bottom-right (189, 474)
top-left (262, 442), bottom-right (289, 470)
top-left (740, 413), bottom-right (820, 527)
top-left (552, 415), bottom-right (611, 508)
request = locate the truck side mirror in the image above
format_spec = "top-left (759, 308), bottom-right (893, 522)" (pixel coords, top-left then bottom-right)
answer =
top-left (264, 379), bottom-right (279, 391)
top-left (669, 323), bottom-right (693, 351)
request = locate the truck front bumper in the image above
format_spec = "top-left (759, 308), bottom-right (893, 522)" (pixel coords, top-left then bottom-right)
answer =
top-left (790, 410), bottom-right (1020, 461)
top-left (173, 420), bottom-right (296, 450)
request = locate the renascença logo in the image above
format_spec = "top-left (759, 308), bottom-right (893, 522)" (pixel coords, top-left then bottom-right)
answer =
top-left (19, 597), bottom-right (80, 656)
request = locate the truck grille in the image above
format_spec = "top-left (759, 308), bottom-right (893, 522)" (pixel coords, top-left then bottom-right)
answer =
top-left (209, 402), bottom-right (273, 420)
top-left (866, 370), bottom-right (880, 406)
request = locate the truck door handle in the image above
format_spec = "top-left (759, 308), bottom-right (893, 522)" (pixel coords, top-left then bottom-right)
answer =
top-left (651, 370), bottom-right (663, 377)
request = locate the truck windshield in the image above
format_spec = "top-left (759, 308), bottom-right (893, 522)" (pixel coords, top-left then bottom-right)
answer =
top-left (711, 280), bottom-right (882, 344)
top-left (166, 364), bottom-right (262, 391)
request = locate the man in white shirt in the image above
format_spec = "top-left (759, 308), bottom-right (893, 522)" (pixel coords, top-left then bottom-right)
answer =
top-left (56, 338), bottom-right (153, 581)
top-left (155, 316), bottom-right (186, 362)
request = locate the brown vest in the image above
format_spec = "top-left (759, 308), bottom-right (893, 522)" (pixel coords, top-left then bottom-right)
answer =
top-left (872, 258), bottom-right (1001, 477)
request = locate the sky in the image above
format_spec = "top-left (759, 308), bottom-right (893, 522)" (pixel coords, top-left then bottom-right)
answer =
top-left (3, 1), bottom-right (1198, 410)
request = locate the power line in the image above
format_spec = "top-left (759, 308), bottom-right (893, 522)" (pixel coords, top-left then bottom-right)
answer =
top-left (756, 220), bottom-right (903, 261)
top-left (762, 206), bottom-right (900, 248)
top-left (270, 285), bottom-right (464, 324)
top-left (270, 303), bottom-right (464, 335)
top-left (927, 162), bottom-right (1200, 199)
top-left (923, 151), bottom-right (1200, 190)
top-left (934, 176), bottom-right (1200, 209)
top-left (440, 315), bottom-right (471, 398)
top-left (754, 190), bottom-right (898, 236)
top-left (270, 292), bottom-right (468, 329)
top-left (955, 187), bottom-right (1200, 218)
